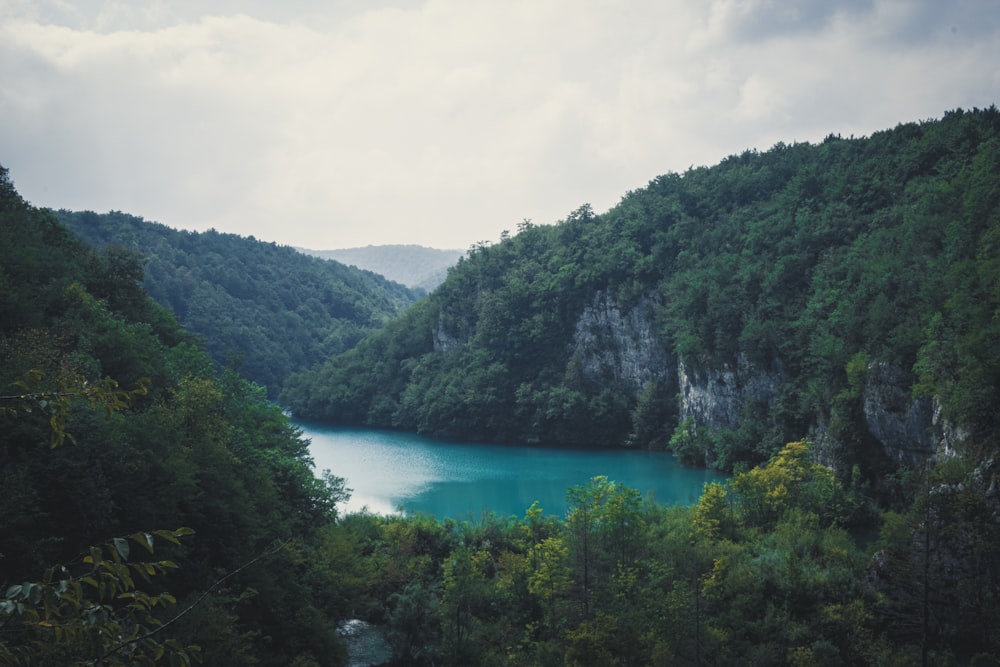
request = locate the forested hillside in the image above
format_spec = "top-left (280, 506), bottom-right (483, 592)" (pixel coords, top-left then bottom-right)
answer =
top-left (298, 244), bottom-right (463, 292)
top-left (57, 211), bottom-right (419, 397)
top-left (0, 165), bottom-right (353, 665)
top-left (283, 108), bottom-right (1000, 480)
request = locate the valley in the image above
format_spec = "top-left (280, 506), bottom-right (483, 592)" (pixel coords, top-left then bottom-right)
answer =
top-left (3, 108), bottom-right (999, 665)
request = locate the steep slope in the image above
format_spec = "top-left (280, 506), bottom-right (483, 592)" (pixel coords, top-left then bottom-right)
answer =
top-left (298, 244), bottom-right (464, 292)
top-left (58, 211), bottom-right (420, 397)
top-left (283, 108), bottom-right (1000, 478)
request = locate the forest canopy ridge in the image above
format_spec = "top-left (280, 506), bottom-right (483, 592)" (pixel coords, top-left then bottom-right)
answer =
top-left (283, 106), bottom-right (1000, 475)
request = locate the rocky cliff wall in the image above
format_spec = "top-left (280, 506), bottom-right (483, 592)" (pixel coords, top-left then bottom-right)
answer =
top-left (863, 361), bottom-right (962, 464)
top-left (458, 288), bottom-right (965, 465)
top-left (570, 291), bottom-right (673, 393)
top-left (677, 354), bottom-right (784, 430)
top-left (432, 319), bottom-right (462, 353)
top-left (676, 356), bottom-right (964, 466)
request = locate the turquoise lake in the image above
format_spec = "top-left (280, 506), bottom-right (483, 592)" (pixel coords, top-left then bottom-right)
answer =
top-left (299, 421), bottom-right (725, 519)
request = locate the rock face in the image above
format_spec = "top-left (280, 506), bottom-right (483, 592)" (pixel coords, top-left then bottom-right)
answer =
top-left (862, 361), bottom-right (962, 464)
top-left (441, 289), bottom-right (965, 465)
top-left (432, 319), bottom-right (462, 353)
top-left (674, 357), bottom-right (963, 466)
top-left (677, 354), bottom-right (783, 430)
top-left (570, 292), bottom-right (672, 392)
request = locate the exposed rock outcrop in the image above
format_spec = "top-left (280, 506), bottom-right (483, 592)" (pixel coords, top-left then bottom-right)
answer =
top-left (675, 357), bottom-right (965, 468)
top-left (432, 319), bottom-right (462, 353)
top-left (570, 292), bottom-right (672, 393)
top-left (448, 288), bottom-right (966, 468)
top-left (677, 354), bottom-right (783, 430)
top-left (862, 361), bottom-right (963, 465)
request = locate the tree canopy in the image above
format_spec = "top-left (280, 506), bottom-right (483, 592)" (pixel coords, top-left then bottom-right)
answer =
top-left (283, 108), bottom-right (1000, 477)
top-left (57, 210), bottom-right (419, 398)
top-left (1, 166), bottom-right (351, 666)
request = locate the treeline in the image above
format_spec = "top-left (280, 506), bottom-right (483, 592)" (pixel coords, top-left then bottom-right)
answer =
top-left (57, 210), bottom-right (419, 397)
top-left (282, 108), bottom-right (1000, 475)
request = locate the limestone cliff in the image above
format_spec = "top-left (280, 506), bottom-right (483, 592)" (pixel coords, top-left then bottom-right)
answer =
top-left (862, 361), bottom-right (963, 464)
top-left (569, 292), bottom-right (673, 393)
top-left (677, 355), bottom-right (784, 430)
top-left (435, 289), bottom-right (965, 467)
top-left (432, 319), bottom-right (463, 353)
top-left (675, 356), bottom-right (964, 467)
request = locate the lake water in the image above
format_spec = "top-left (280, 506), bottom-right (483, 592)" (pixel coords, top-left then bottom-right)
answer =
top-left (299, 421), bottom-right (725, 519)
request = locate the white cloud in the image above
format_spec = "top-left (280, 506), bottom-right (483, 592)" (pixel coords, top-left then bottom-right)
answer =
top-left (1, 0), bottom-right (998, 249)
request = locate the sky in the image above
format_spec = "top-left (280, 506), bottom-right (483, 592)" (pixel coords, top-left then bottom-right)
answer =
top-left (1, 1), bottom-right (998, 251)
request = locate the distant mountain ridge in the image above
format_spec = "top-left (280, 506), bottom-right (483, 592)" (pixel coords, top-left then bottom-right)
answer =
top-left (57, 211), bottom-right (420, 396)
top-left (298, 244), bottom-right (463, 292)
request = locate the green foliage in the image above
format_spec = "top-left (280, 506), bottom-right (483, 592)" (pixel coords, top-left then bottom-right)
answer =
top-left (875, 458), bottom-right (1000, 662)
top-left (669, 418), bottom-right (709, 466)
top-left (301, 446), bottom-right (999, 665)
top-left (731, 440), bottom-right (846, 528)
top-left (1, 168), bottom-right (350, 666)
top-left (0, 363), bottom-right (148, 448)
top-left (691, 481), bottom-right (731, 542)
top-left (57, 210), bottom-right (419, 398)
top-left (6, 105), bottom-right (1000, 664)
top-left (626, 380), bottom-right (671, 449)
top-left (565, 476), bottom-right (646, 620)
top-left (0, 528), bottom-right (197, 667)
top-left (284, 107), bottom-right (1000, 470)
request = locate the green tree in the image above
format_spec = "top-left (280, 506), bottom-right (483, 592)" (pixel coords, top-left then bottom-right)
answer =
top-left (386, 581), bottom-right (440, 666)
top-left (731, 440), bottom-right (845, 528)
top-left (527, 537), bottom-right (571, 639)
top-left (439, 546), bottom-right (491, 664)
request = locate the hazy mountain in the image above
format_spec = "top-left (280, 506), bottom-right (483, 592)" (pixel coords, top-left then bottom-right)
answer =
top-left (298, 244), bottom-right (464, 292)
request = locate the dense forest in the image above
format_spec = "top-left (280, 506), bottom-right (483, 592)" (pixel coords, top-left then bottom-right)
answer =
top-left (3, 108), bottom-right (1000, 667)
top-left (298, 245), bottom-right (463, 292)
top-left (283, 108), bottom-right (1000, 481)
top-left (0, 165), bottom-right (356, 665)
top-left (57, 211), bottom-right (419, 397)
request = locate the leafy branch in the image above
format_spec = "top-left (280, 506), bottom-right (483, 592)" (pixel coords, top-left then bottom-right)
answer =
top-left (99, 538), bottom-right (290, 665)
top-left (0, 528), bottom-right (197, 667)
top-left (0, 369), bottom-right (149, 447)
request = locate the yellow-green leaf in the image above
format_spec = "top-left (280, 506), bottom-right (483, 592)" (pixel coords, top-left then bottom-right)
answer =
top-left (130, 532), bottom-right (156, 554)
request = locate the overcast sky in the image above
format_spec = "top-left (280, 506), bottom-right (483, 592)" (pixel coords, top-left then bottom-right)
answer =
top-left (1, 1), bottom-right (998, 250)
